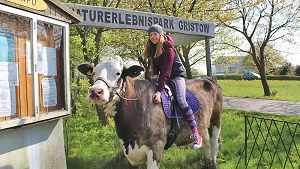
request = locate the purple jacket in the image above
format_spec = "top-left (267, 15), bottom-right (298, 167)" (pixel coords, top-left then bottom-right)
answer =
top-left (152, 35), bottom-right (185, 92)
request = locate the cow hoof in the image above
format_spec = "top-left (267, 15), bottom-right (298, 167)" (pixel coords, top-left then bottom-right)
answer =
top-left (128, 162), bottom-right (141, 169)
top-left (203, 160), bottom-right (217, 169)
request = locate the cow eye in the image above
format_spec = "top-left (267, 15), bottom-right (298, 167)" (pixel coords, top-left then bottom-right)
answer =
top-left (116, 72), bottom-right (121, 76)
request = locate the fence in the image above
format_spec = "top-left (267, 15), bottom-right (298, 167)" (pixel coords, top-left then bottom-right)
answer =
top-left (236, 115), bottom-right (300, 169)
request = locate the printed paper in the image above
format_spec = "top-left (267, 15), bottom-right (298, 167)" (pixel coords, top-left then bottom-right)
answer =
top-left (42, 78), bottom-right (57, 107)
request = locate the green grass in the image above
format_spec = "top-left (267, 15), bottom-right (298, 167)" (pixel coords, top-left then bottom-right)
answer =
top-left (64, 108), bottom-right (300, 169)
top-left (65, 80), bottom-right (300, 168)
top-left (217, 80), bottom-right (300, 102)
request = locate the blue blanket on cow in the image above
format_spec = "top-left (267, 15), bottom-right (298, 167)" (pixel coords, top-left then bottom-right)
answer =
top-left (158, 83), bottom-right (201, 119)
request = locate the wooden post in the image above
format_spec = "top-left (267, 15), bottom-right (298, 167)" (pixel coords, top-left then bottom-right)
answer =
top-left (205, 37), bottom-right (212, 77)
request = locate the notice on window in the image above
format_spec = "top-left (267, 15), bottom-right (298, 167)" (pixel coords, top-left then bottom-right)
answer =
top-left (42, 78), bottom-right (57, 107)
top-left (43, 47), bottom-right (57, 76)
top-left (0, 62), bottom-right (19, 86)
top-left (26, 42), bottom-right (44, 74)
top-left (0, 83), bottom-right (16, 117)
top-left (0, 29), bottom-right (15, 62)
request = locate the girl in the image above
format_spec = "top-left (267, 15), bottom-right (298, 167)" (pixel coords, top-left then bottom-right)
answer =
top-left (142, 24), bottom-right (202, 149)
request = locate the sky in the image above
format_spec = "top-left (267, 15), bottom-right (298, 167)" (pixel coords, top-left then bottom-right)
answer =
top-left (197, 36), bottom-right (300, 75)
top-left (287, 54), bottom-right (300, 66)
top-left (273, 33), bottom-right (300, 66)
top-left (200, 34), bottom-right (300, 75)
top-left (198, 53), bottom-right (300, 75)
top-left (281, 35), bottom-right (300, 66)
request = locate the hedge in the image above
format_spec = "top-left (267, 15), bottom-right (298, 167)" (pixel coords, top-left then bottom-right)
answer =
top-left (192, 74), bottom-right (300, 80)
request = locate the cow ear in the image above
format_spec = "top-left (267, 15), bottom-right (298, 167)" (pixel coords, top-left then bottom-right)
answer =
top-left (78, 63), bottom-right (94, 76)
top-left (121, 65), bottom-right (144, 78)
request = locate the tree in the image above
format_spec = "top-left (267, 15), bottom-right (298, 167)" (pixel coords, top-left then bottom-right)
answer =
top-left (102, 29), bottom-right (153, 79)
top-left (242, 44), bottom-right (286, 74)
top-left (216, 0), bottom-right (300, 96)
top-left (99, 1), bottom-right (222, 79)
top-left (67, 0), bottom-right (236, 126)
top-left (279, 62), bottom-right (293, 75)
top-left (177, 43), bottom-right (206, 79)
top-left (137, 1), bottom-right (222, 79)
top-left (295, 66), bottom-right (300, 76)
top-left (190, 67), bottom-right (199, 75)
top-left (67, 0), bottom-right (125, 125)
top-left (214, 55), bottom-right (240, 73)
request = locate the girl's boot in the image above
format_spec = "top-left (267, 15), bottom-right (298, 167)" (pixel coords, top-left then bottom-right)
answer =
top-left (184, 107), bottom-right (202, 149)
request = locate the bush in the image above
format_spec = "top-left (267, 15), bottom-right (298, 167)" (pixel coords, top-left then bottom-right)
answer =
top-left (192, 74), bottom-right (300, 80)
top-left (295, 66), bottom-right (300, 76)
top-left (265, 75), bottom-right (300, 80)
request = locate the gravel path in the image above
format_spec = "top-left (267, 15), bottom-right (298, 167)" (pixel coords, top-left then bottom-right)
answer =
top-left (223, 97), bottom-right (300, 117)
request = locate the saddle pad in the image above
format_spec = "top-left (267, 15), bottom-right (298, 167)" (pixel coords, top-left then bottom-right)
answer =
top-left (161, 88), bottom-right (201, 119)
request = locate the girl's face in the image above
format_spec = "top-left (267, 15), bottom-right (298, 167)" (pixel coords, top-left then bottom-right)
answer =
top-left (149, 32), bottom-right (161, 44)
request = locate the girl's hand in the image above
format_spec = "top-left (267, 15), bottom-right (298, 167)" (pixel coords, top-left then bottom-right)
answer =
top-left (152, 91), bottom-right (161, 104)
top-left (151, 75), bottom-right (158, 81)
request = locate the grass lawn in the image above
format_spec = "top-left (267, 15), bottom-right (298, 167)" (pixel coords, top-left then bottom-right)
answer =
top-left (64, 109), bottom-right (300, 169)
top-left (65, 80), bottom-right (300, 168)
top-left (217, 80), bottom-right (300, 102)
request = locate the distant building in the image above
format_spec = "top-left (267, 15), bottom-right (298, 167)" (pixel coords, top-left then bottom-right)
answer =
top-left (214, 56), bottom-right (246, 74)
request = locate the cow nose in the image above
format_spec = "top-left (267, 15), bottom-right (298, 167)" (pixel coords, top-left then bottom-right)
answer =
top-left (89, 88), bottom-right (103, 99)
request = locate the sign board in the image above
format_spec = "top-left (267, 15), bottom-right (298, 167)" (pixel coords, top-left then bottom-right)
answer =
top-left (6, 0), bottom-right (47, 11)
top-left (66, 4), bottom-right (215, 38)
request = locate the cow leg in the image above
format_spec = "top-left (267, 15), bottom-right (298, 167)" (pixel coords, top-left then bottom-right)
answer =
top-left (202, 125), bottom-right (220, 169)
top-left (202, 128), bottom-right (212, 169)
top-left (146, 149), bottom-right (160, 169)
top-left (146, 141), bottom-right (164, 169)
top-left (209, 125), bottom-right (220, 169)
top-left (128, 162), bottom-right (140, 169)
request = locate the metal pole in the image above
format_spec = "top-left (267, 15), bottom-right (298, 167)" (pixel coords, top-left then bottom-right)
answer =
top-left (205, 37), bottom-right (212, 77)
top-left (245, 114), bottom-right (247, 168)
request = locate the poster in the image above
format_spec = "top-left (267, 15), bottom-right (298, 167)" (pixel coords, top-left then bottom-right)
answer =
top-left (0, 83), bottom-right (16, 117)
top-left (26, 42), bottom-right (44, 74)
top-left (42, 78), bottom-right (57, 107)
top-left (0, 29), bottom-right (15, 62)
top-left (0, 62), bottom-right (19, 86)
top-left (43, 47), bottom-right (57, 76)
top-left (0, 61), bottom-right (18, 117)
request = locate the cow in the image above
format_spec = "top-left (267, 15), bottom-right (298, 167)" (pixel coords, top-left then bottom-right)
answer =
top-left (77, 55), bottom-right (223, 169)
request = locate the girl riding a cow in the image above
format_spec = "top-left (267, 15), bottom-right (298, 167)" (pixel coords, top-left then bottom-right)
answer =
top-left (142, 24), bottom-right (202, 149)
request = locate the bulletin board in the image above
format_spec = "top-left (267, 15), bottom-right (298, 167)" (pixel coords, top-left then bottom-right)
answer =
top-left (0, 12), bottom-right (65, 122)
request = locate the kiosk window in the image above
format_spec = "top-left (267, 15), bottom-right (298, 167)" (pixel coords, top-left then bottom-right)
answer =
top-left (37, 22), bottom-right (65, 114)
top-left (0, 12), bottom-right (32, 121)
top-left (0, 12), bottom-right (67, 122)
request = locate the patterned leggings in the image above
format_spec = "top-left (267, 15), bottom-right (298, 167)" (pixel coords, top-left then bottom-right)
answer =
top-left (172, 77), bottom-right (198, 134)
top-left (172, 76), bottom-right (188, 109)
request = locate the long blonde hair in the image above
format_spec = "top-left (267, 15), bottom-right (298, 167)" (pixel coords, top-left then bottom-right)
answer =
top-left (142, 35), bottom-right (165, 59)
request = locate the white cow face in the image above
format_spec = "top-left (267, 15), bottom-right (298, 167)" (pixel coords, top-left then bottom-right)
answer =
top-left (77, 55), bottom-right (144, 105)
top-left (90, 60), bottom-right (123, 104)
top-left (78, 56), bottom-right (124, 104)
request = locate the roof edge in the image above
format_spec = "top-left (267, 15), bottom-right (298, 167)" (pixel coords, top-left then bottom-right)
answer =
top-left (46, 0), bottom-right (82, 23)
